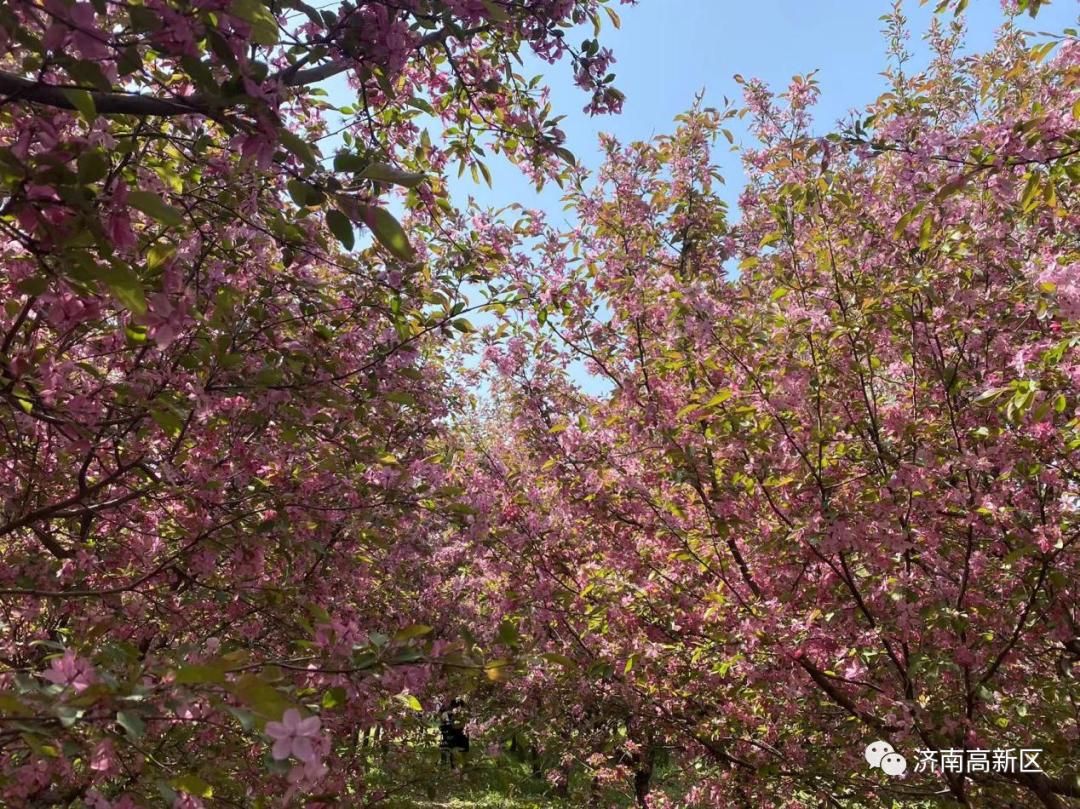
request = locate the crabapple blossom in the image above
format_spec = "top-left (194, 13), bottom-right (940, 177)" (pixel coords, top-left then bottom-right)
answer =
top-left (41, 651), bottom-right (96, 693)
top-left (458, 10), bottom-right (1080, 807)
top-left (0, 0), bottom-right (631, 804)
top-left (266, 709), bottom-right (322, 764)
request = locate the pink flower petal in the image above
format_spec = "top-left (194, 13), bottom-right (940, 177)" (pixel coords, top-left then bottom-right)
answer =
top-left (271, 737), bottom-right (292, 761)
top-left (281, 708), bottom-right (301, 731)
top-left (290, 736), bottom-right (314, 764)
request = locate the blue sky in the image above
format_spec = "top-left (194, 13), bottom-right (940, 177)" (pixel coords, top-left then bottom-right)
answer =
top-left (426, 0), bottom-right (1078, 394)
top-left (444, 0), bottom-right (1079, 222)
top-left (318, 1), bottom-right (1077, 393)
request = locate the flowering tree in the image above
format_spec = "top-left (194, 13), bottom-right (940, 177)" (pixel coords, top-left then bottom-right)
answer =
top-left (467, 10), bottom-right (1080, 807)
top-left (0, 0), bottom-right (631, 805)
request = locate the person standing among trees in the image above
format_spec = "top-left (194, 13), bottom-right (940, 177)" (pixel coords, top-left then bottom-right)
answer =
top-left (437, 697), bottom-right (470, 769)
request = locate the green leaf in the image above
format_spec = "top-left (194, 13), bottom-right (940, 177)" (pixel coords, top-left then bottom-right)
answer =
top-left (704, 389), bottom-right (733, 408)
top-left (972, 387), bottom-right (1007, 406)
top-left (497, 620), bottom-right (520, 646)
top-left (116, 710), bottom-right (145, 740)
top-left (0, 693), bottom-right (28, 716)
top-left (484, 659), bottom-right (512, 681)
top-left (16, 275), bottom-right (50, 296)
top-left (117, 46), bottom-right (142, 76)
top-left (477, 161), bottom-right (492, 187)
top-left (359, 162), bottom-right (426, 188)
top-left (147, 243), bottom-right (176, 272)
top-left (287, 179), bottom-right (323, 208)
top-left (675, 403), bottom-right (698, 420)
top-left (129, 6), bottom-right (160, 32)
top-left (403, 694), bottom-right (423, 711)
top-left (333, 151), bottom-right (368, 173)
top-left (66, 60), bottom-right (111, 91)
top-left (321, 686), bottom-right (347, 709)
top-left (480, 0), bottom-right (510, 22)
top-left (149, 404), bottom-right (184, 436)
top-left (127, 191), bottom-right (184, 228)
top-left (278, 128), bottom-right (318, 169)
top-left (230, 0), bottom-right (279, 45)
top-left (125, 323), bottom-right (148, 345)
top-left (1020, 172), bottom-right (1042, 212)
top-left (406, 96), bottom-right (435, 115)
top-left (56, 704), bottom-right (84, 728)
top-left (395, 622), bottom-right (432, 639)
top-left (98, 265), bottom-right (146, 315)
top-left (540, 652), bottom-right (575, 668)
top-left (174, 664), bottom-right (225, 685)
top-left (170, 775), bottom-right (213, 798)
top-left (357, 205), bottom-right (415, 262)
top-left (555, 147), bottom-right (577, 167)
top-left (759, 231), bottom-right (782, 248)
top-left (228, 675), bottom-right (292, 719)
top-left (893, 202), bottom-right (925, 239)
top-left (77, 150), bottom-right (109, 184)
top-left (155, 782), bottom-right (179, 806)
top-left (452, 318), bottom-right (476, 333)
top-left (918, 215), bottom-right (934, 249)
top-left (933, 174), bottom-right (968, 202)
top-left (326, 209), bottom-right (354, 250)
top-left (227, 706), bottom-right (256, 731)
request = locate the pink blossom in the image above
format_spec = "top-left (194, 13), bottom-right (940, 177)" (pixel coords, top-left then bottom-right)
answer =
top-left (42, 651), bottom-right (96, 692)
top-left (89, 739), bottom-right (117, 774)
top-left (265, 709), bottom-right (321, 763)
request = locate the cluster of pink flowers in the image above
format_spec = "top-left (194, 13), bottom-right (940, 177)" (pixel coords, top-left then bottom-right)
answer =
top-left (42, 651), bottom-right (96, 692)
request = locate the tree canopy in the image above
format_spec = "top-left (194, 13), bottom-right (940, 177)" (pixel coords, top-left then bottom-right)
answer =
top-left (1, 1), bottom-right (1078, 807)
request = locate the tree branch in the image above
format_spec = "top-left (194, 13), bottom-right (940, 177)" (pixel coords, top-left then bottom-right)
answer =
top-left (796, 656), bottom-right (899, 733)
top-left (0, 71), bottom-right (201, 116)
top-left (0, 24), bottom-right (486, 119)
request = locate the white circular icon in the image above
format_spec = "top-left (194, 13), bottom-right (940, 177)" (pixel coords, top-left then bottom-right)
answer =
top-left (881, 752), bottom-right (907, 776)
top-left (865, 741), bottom-right (908, 777)
top-left (865, 740), bottom-right (894, 768)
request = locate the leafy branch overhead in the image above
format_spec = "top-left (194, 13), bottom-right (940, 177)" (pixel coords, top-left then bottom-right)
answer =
top-left (1, 1), bottom-right (1078, 807)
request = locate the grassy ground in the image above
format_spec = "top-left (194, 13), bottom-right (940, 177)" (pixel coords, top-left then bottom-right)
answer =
top-left (370, 759), bottom-right (588, 808)
top-left (364, 746), bottom-right (643, 808)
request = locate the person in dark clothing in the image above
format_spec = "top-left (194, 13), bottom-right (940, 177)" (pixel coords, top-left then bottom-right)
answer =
top-left (438, 698), bottom-right (469, 768)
